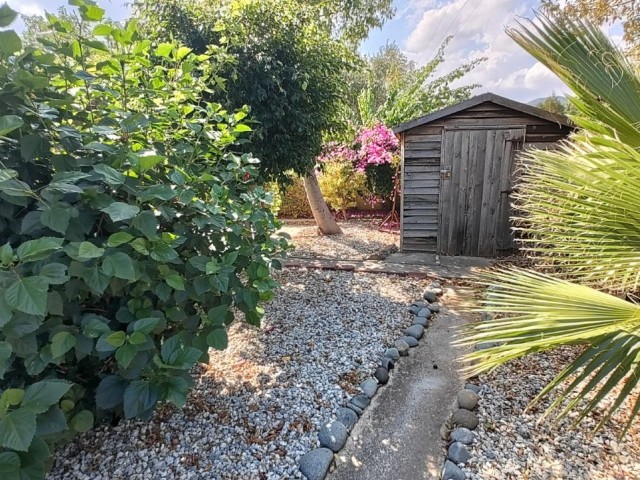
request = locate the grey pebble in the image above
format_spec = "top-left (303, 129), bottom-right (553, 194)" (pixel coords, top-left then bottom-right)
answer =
top-left (451, 409), bottom-right (479, 430)
top-left (318, 420), bottom-right (348, 452)
top-left (381, 357), bottom-right (394, 371)
top-left (400, 336), bottom-right (418, 347)
top-left (447, 441), bottom-right (471, 464)
top-left (427, 303), bottom-right (440, 313)
top-left (360, 379), bottom-right (378, 399)
top-left (412, 317), bottom-right (428, 327)
top-left (384, 348), bottom-right (400, 360)
top-left (336, 407), bottom-right (358, 432)
top-left (457, 389), bottom-right (479, 410)
top-left (346, 403), bottom-right (363, 416)
top-left (464, 383), bottom-right (481, 394)
top-left (423, 290), bottom-right (437, 302)
top-left (416, 308), bottom-right (432, 318)
top-left (350, 395), bottom-right (370, 410)
top-left (374, 367), bottom-right (390, 384)
top-left (442, 460), bottom-right (465, 480)
top-left (404, 324), bottom-right (424, 340)
top-left (299, 448), bottom-right (334, 480)
top-left (395, 339), bottom-right (410, 356)
top-left (450, 427), bottom-right (474, 445)
top-left (411, 301), bottom-right (427, 309)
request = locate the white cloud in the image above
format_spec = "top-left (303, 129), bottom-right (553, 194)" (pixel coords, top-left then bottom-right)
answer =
top-left (400, 0), bottom-right (570, 102)
top-left (7, 1), bottom-right (44, 17)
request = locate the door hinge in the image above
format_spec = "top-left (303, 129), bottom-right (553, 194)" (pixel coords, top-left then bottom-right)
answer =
top-left (440, 166), bottom-right (451, 180)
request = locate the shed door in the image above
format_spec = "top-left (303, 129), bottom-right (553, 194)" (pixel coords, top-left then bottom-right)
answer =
top-left (438, 127), bottom-right (525, 256)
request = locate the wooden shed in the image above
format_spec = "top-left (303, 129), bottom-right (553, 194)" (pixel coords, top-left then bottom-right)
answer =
top-left (395, 92), bottom-right (572, 256)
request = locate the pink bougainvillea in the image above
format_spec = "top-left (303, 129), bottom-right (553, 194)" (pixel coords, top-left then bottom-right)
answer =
top-left (354, 123), bottom-right (399, 172)
top-left (317, 141), bottom-right (356, 164)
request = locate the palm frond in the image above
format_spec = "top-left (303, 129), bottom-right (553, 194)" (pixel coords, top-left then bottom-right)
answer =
top-left (459, 268), bottom-right (640, 436)
top-left (514, 132), bottom-right (640, 292)
top-left (507, 14), bottom-right (640, 147)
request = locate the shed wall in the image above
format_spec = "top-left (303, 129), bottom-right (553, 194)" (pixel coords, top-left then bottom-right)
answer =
top-left (400, 101), bottom-right (572, 254)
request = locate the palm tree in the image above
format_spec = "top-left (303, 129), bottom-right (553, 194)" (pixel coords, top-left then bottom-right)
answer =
top-left (459, 13), bottom-right (640, 437)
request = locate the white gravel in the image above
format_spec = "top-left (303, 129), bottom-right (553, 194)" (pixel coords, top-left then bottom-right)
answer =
top-left (48, 269), bottom-right (427, 480)
top-left (462, 346), bottom-right (640, 480)
top-left (279, 220), bottom-right (398, 260)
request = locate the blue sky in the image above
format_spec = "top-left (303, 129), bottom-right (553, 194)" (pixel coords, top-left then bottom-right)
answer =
top-left (6, 0), bottom-right (625, 102)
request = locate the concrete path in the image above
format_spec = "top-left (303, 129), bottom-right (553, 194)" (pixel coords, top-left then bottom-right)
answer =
top-left (280, 254), bottom-right (492, 280)
top-left (328, 287), bottom-right (476, 480)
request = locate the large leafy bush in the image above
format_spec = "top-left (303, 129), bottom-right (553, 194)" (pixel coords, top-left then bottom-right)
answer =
top-left (0, 2), bottom-right (284, 477)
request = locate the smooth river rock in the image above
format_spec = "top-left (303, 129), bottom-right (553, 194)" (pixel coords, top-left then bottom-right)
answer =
top-left (299, 448), bottom-right (334, 480)
top-left (457, 389), bottom-right (479, 410)
top-left (451, 409), bottom-right (479, 430)
top-left (318, 420), bottom-right (348, 452)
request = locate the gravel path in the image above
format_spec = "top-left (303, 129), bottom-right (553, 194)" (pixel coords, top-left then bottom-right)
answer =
top-left (279, 220), bottom-right (398, 260)
top-left (463, 346), bottom-right (640, 480)
top-left (49, 269), bottom-right (427, 480)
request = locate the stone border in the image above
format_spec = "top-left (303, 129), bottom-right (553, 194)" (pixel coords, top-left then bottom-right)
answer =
top-left (298, 282), bottom-right (444, 480)
top-left (440, 383), bottom-right (482, 480)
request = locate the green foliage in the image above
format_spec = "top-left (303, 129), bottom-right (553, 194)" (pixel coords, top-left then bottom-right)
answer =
top-left (317, 163), bottom-right (366, 218)
top-left (535, 92), bottom-right (567, 115)
top-left (460, 14), bottom-right (640, 436)
top-left (268, 176), bottom-right (314, 219)
top-left (135, 0), bottom-right (356, 182)
top-left (0, 2), bottom-right (284, 476)
top-left (354, 38), bottom-right (484, 128)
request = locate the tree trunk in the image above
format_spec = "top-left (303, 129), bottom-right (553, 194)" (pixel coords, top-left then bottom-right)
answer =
top-left (303, 172), bottom-right (342, 235)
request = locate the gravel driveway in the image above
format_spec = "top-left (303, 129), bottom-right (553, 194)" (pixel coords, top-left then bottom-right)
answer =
top-left (279, 219), bottom-right (398, 260)
top-left (48, 269), bottom-right (427, 480)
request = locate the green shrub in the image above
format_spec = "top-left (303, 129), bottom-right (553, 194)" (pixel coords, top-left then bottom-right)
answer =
top-left (318, 162), bottom-right (367, 218)
top-left (271, 176), bottom-right (314, 219)
top-left (0, 2), bottom-right (285, 477)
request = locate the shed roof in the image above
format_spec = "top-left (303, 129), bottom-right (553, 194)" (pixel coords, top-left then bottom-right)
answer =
top-left (393, 92), bottom-right (572, 133)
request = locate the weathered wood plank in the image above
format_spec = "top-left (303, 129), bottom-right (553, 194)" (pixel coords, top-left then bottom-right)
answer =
top-left (443, 117), bottom-right (546, 127)
top-left (450, 129), bottom-right (470, 255)
top-left (403, 214), bottom-right (438, 223)
top-left (404, 165), bottom-right (440, 173)
top-left (464, 128), bottom-right (487, 255)
top-left (404, 187), bottom-right (440, 195)
top-left (404, 172), bottom-right (440, 181)
top-left (405, 142), bottom-right (442, 150)
top-left (404, 229), bottom-right (438, 237)
top-left (405, 134), bottom-right (442, 143)
top-left (477, 129), bottom-right (498, 256)
top-left (407, 125), bottom-right (445, 135)
top-left (404, 150), bottom-right (441, 159)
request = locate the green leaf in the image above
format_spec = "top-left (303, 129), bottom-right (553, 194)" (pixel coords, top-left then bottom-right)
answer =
top-left (206, 328), bottom-right (228, 350)
top-left (81, 314), bottom-right (111, 338)
top-left (1, 389), bottom-right (23, 407)
top-left (133, 317), bottom-right (159, 335)
top-left (0, 4), bottom-right (18, 27)
top-left (22, 380), bottom-right (71, 414)
top-left (115, 343), bottom-right (137, 369)
top-left (4, 276), bottom-right (48, 316)
top-left (50, 332), bottom-right (76, 358)
top-left (106, 331), bottom-right (126, 348)
top-left (0, 115), bottom-right (22, 137)
top-left (0, 452), bottom-right (20, 480)
top-left (101, 202), bottom-right (140, 222)
top-left (39, 263), bottom-right (69, 285)
top-left (20, 135), bottom-right (50, 161)
top-left (0, 341), bottom-right (12, 378)
top-left (129, 331), bottom-right (146, 345)
top-left (159, 377), bottom-right (188, 408)
top-left (77, 241), bottom-right (105, 260)
top-left (93, 164), bottom-right (125, 185)
top-left (150, 242), bottom-right (178, 261)
top-left (92, 24), bottom-right (112, 36)
top-left (95, 376), bottom-right (127, 409)
top-left (0, 30), bottom-right (21, 55)
top-left (207, 304), bottom-right (229, 325)
top-left (70, 410), bottom-right (94, 433)
top-left (46, 290), bottom-right (64, 315)
top-left (0, 409), bottom-right (36, 451)
top-left (16, 237), bottom-right (63, 262)
top-left (132, 211), bottom-right (158, 238)
top-left (35, 406), bottom-right (67, 436)
top-left (101, 252), bottom-right (136, 280)
top-left (82, 266), bottom-right (110, 294)
top-left (0, 169), bottom-right (18, 182)
top-left (138, 185), bottom-right (177, 202)
top-left (107, 232), bottom-right (133, 247)
top-left (155, 43), bottom-right (173, 57)
top-left (123, 381), bottom-right (158, 419)
top-left (165, 274), bottom-right (185, 291)
top-left (0, 243), bottom-right (13, 264)
top-left (41, 207), bottom-right (71, 234)
top-left (136, 153), bottom-right (166, 172)
top-left (175, 46), bottom-right (192, 60)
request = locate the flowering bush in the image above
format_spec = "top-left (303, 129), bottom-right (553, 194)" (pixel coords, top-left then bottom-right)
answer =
top-left (354, 123), bottom-right (399, 172)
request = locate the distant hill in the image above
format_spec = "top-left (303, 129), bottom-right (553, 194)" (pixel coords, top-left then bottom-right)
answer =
top-left (528, 96), bottom-right (569, 107)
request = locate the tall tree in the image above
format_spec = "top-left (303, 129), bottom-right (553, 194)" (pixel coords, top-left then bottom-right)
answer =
top-left (355, 38), bottom-right (484, 128)
top-left (461, 13), bottom-right (640, 435)
top-left (536, 92), bottom-right (567, 115)
top-left (134, 0), bottom-right (355, 234)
